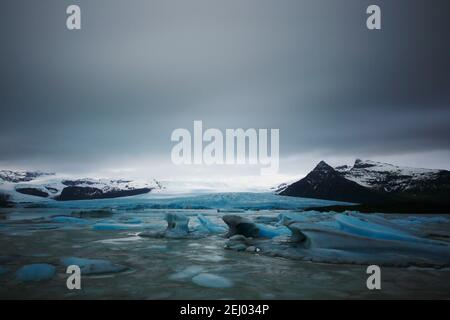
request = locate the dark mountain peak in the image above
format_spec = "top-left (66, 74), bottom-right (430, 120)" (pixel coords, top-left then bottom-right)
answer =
top-left (280, 160), bottom-right (387, 204)
top-left (313, 161), bottom-right (334, 172)
top-left (279, 159), bottom-right (450, 209)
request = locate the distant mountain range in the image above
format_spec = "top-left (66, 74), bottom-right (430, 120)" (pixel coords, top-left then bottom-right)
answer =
top-left (0, 170), bottom-right (161, 203)
top-left (2, 160), bottom-right (449, 213)
top-left (0, 170), bottom-right (54, 183)
top-left (278, 159), bottom-right (450, 213)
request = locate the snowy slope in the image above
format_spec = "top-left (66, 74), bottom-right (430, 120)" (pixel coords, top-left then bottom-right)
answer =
top-left (0, 170), bottom-right (163, 203)
top-left (276, 159), bottom-right (450, 208)
top-left (335, 159), bottom-right (448, 193)
top-left (0, 170), bottom-right (54, 183)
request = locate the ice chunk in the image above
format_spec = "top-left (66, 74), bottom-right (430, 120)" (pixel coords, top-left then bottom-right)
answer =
top-left (281, 220), bottom-right (450, 267)
top-left (93, 223), bottom-right (143, 230)
top-left (15, 263), bottom-right (56, 282)
top-left (169, 266), bottom-right (204, 281)
top-left (191, 273), bottom-right (233, 288)
top-left (223, 215), bottom-right (290, 238)
top-left (61, 257), bottom-right (127, 275)
top-left (197, 214), bottom-right (226, 234)
top-left (223, 215), bottom-right (260, 238)
top-left (139, 213), bottom-right (205, 239)
top-left (277, 212), bottom-right (309, 226)
top-left (165, 213), bottom-right (190, 237)
top-left (335, 213), bottom-right (444, 245)
top-left (256, 223), bottom-right (290, 238)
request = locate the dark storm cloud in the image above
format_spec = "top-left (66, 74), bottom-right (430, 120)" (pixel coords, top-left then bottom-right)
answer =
top-left (0, 0), bottom-right (449, 173)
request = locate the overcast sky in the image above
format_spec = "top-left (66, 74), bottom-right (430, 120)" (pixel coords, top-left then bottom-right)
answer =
top-left (1, 0), bottom-right (449, 185)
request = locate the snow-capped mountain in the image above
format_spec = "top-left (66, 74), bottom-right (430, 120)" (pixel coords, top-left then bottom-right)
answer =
top-left (335, 159), bottom-right (450, 195)
top-left (278, 161), bottom-right (388, 203)
top-left (271, 183), bottom-right (289, 194)
top-left (0, 170), bottom-right (163, 203)
top-left (0, 170), bottom-right (54, 183)
top-left (278, 159), bottom-right (450, 206)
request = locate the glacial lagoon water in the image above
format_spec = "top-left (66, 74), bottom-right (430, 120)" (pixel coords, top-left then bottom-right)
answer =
top-left (1, 192), bottom-right (450, 299)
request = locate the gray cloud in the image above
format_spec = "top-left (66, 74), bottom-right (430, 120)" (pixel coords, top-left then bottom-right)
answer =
top-left (1, 0), bottom-right (449, 176)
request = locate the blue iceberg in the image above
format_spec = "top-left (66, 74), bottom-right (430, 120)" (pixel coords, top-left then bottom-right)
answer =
top-left (196, 214), bottom-right (226, 234)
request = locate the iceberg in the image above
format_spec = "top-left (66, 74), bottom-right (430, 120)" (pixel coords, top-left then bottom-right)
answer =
top-left (15, 263), bottom-right (56, 282)
top-left (226, 213), bottom-right (450, 267)
top-left (256, 223), bottom-right (290, 238)
top-left (166, 212), bottom-right (190, 236)
top-left (283, 220), bottom-right (450, 266)
top-left (140, 213), bottom-right (205, 239)
top-left (334, 213), bottom-right (443, 245)
top-left (223, 215), bottom-right (289, 238)
top-left (196, 214), bottom-right (226, 234)
top-left (223, 215), bottom-right (260, 238)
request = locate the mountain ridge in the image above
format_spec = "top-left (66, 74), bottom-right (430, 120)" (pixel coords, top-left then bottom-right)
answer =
top-left (0, 171), bottom-right (162, 204)
top-left (279, 161), bottom-right (390, 204)
top-left (278, 159), bottom-right (450, 212)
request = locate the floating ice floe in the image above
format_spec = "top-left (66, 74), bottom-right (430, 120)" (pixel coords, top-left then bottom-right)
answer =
top-left (166, 212), bottom-right (189, 236)
top-left (334, 213), bottom-right (442, 245)
top-left (191, 273), bottom-right (233, 288)
top-left (15, 263), bottom-right (56, 282)
top-left (276, 211), bottom-right (335, 227)
top-left (169, 265), bottom-right (204, 281)
top-left (139, 213), bottom-right (211, 239)
top-left (60, 257), bottom-right (128, 275)
top-left (224, 212), bottom-right (450, 268)
top-left (196, 214), bottom-right (226, 234)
